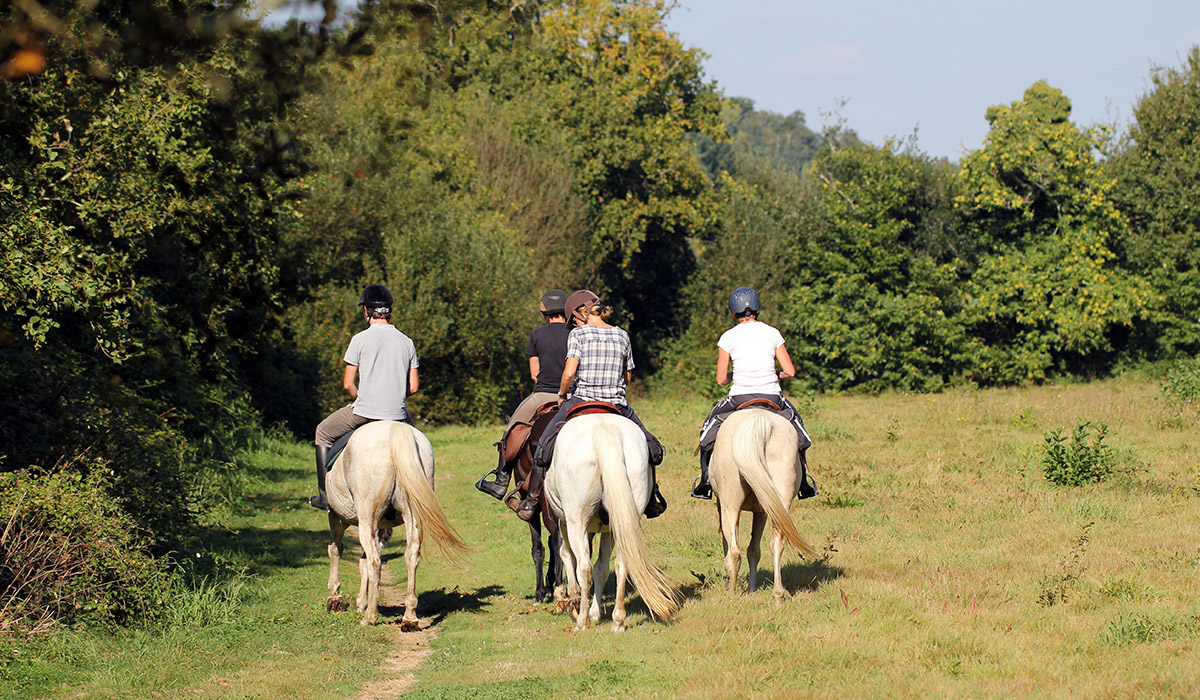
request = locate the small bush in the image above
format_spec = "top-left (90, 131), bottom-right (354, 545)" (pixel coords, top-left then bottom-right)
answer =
top-left (1162, 358), bottom-right (1200, 407)
top-left (1036, 522), bottom-right (1091, 607)
top-left (1042, 421), bottom-right (1116, 486)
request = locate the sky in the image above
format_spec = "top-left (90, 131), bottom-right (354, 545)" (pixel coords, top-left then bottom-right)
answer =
top-left (662, 0), bottom-right (1200, 161)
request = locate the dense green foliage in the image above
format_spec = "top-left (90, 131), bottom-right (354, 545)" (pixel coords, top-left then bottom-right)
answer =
top-left (3, 0), bottom-right (1199, 633)
top-left (1108, 47), bottom-right (1200, 357)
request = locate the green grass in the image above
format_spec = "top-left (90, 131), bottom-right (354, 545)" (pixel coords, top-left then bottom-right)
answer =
top-left (13, 378), bottom-right (1200, 698)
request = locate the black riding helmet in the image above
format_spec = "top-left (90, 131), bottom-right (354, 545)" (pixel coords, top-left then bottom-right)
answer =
top-left (728, 287), bottom-right (761, 315)
top-left (541, 289), bottom-right (568, 316)
top-left (359, 284), bottom-right (393, 310)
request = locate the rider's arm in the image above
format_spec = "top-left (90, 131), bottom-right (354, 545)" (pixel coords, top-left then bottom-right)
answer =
top-left (342, 364), bottom-right (358, 400)
top-left (716, 348), bottom-right (731, 386)
top-left (407, 367), bottom-right (419, 396)
top-left (529, 356), bottom-right (540, 383)
top-left (559, 357), bottom-right (579, 398)
top-left (776, 344), bottom-right (796, 380)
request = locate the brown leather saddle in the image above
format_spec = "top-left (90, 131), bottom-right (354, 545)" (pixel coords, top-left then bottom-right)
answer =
top-left (692, 398), bottom-right (784, 455)
top-left (735, 397), bottom-right (782, 412)
top-left (498, 401), bottom-right (559, 462)
top-left (565, 400), bottom-right (621, 420)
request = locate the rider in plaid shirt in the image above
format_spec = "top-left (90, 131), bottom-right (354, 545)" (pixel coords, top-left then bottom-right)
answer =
top-left (517, 289), bottom-right (667, 521)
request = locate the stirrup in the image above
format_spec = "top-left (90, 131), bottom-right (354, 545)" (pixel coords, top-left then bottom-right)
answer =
top-left (798, 473), bottom-right (818, 500)
top-left (309, 493), bottom-right (329, 511)
top-left (644, 486), bottom-right (667, 518)
top-left (690, 476), bottom-right (712, 500)
top-left (516, 496), bottom-right (539, 522)
top-left (475, 469), bottom-right (508, 499)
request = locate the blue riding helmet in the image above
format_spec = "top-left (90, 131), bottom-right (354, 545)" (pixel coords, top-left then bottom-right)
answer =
top-left (728, 287), bottom-right (761, 315)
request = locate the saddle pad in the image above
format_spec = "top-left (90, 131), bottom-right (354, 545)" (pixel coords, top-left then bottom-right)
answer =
top-left (735, 397), bottom-right (782, 412)
top-left (565, 400), bottom-right (620, 421)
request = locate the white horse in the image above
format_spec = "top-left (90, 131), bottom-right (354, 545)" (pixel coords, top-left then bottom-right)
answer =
top-left (325, 420), bottom-right (469, 628)
top-left (546, 413), bottom-right (680, 632)
top-left (711, 409), bottom-right (817, 602)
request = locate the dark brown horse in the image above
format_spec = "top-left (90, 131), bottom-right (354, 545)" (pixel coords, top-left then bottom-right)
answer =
top-left (499, 403), bottom-right (563, 603)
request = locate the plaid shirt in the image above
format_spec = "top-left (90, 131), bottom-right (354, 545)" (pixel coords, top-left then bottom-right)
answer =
top-left (566, 324), bottom-right (634, 405)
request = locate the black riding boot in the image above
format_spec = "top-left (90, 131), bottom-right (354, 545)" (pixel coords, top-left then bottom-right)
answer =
top-left (309, 445), bottom-right (331, 510)
top-left (644, 463), bottom-right (667, 518)
top-left (690, 448), bottom-right (713, 500)
top-left (475, 452), bottom-right (515, 500)
top-left (798, 453), bottom-right (818, 499)
top-left (516, 465), bottom-right (546, 522)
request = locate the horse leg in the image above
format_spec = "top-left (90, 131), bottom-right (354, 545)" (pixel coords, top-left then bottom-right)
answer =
top-left (747, 511), bottom-right (767, 594)
top-left (549, 524), bottom-right (567, 609)
top-left (771, 527), bottom-right (787, 605)
top-left (398, 517), bottom-right (422, 631)
top-left (565, 517), bottom-right (593, 630)
top-left (718, 502), bottom-right (743, 594)
top-left (611, 547), bottom-right (628, 633)
top-left (530, 518), bottom-right (546, 603)
top-left (590, 532), bottom-right (613, 627)
top-left (327, 514), bottom-right (348, 612)
top-left (555, 516), bottom-right (577, 615)
top-left (358, 521), bottom-right (382, 625)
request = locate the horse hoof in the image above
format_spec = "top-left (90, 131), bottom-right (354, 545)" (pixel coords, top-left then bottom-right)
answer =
top-left (326, 595), bottom-right (347, 612)
top-left (611, 622), bottom-right (626, 633)
top-left (399, 619), bottom-right (421, 632)
top-left (361, 615), bottom-right (377, 626)
top-left (553, 599), bottom-right (571, 614)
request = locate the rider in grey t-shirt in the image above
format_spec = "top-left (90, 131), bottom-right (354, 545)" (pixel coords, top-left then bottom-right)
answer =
top-left (343, 323), bottom-right (419, 420)
top-left (310, 284), bottom-right (419, 510)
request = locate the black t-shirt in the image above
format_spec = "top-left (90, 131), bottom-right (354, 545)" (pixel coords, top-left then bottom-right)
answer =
top-left (526, 322), bottom-right (571, 393)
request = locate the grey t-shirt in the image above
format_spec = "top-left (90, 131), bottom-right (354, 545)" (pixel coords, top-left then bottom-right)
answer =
top-left (343, 323), bottom-right (419, 420)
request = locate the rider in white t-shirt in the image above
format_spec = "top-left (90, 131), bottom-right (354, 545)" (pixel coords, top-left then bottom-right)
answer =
top-left (690, 287), bottom-right (816, 500)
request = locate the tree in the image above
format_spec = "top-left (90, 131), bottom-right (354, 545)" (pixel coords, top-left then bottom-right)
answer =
top-left (1109, 46), bottom-right (1200, 356)
top-left (691, 97), bottom-right (823, 180)
top-left (956, 81), bottom-right (1152, 383)
top-left (0, 0), bottom-right (314, 549)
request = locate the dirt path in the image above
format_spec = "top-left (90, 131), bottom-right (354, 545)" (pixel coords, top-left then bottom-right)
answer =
top-left (347, 565), bottom-right (439, 700)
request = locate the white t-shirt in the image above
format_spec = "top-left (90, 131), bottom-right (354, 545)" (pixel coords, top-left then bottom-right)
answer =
top-left (718, 320), bottom-right (785, 395)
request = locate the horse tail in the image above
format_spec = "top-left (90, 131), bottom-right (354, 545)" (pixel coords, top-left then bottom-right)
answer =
top-left (594, 422), bottom-right (681, 620)
top-left (731, 412), bottom-right (817, 557)
top-left (389, 422), bottom-right (471, 559)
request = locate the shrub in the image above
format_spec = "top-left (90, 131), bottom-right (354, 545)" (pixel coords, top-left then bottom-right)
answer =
top-left (0, 470), bottom-right (171, 635)
top-left (1041, 421), bottom-right (1116, 486)
top-left (1161, 358), bottom-right (1200, 407)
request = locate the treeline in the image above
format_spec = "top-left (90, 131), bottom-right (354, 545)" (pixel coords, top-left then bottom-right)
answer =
top-left (1, 0), bottom-right (1199, 632)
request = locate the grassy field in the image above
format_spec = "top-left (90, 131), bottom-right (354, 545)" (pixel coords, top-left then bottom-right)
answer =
top-left (13, 377), bottom-right (1200, 699)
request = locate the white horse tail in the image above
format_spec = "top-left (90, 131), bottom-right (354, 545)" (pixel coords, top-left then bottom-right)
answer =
top-left (389, 422), bottom-right (471, 559)
top-left (594, 423), bottom-right (681, 620)
top-left (731, 412), bottom-right (817, 558)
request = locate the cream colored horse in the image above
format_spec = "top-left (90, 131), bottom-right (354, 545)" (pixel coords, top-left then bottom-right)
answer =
top-left (325, 421), bottom-right (469, 628)
top-left (711, 409), bottom-right (816, 602)
top-left (546, 414), bottom-right (680, 632)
